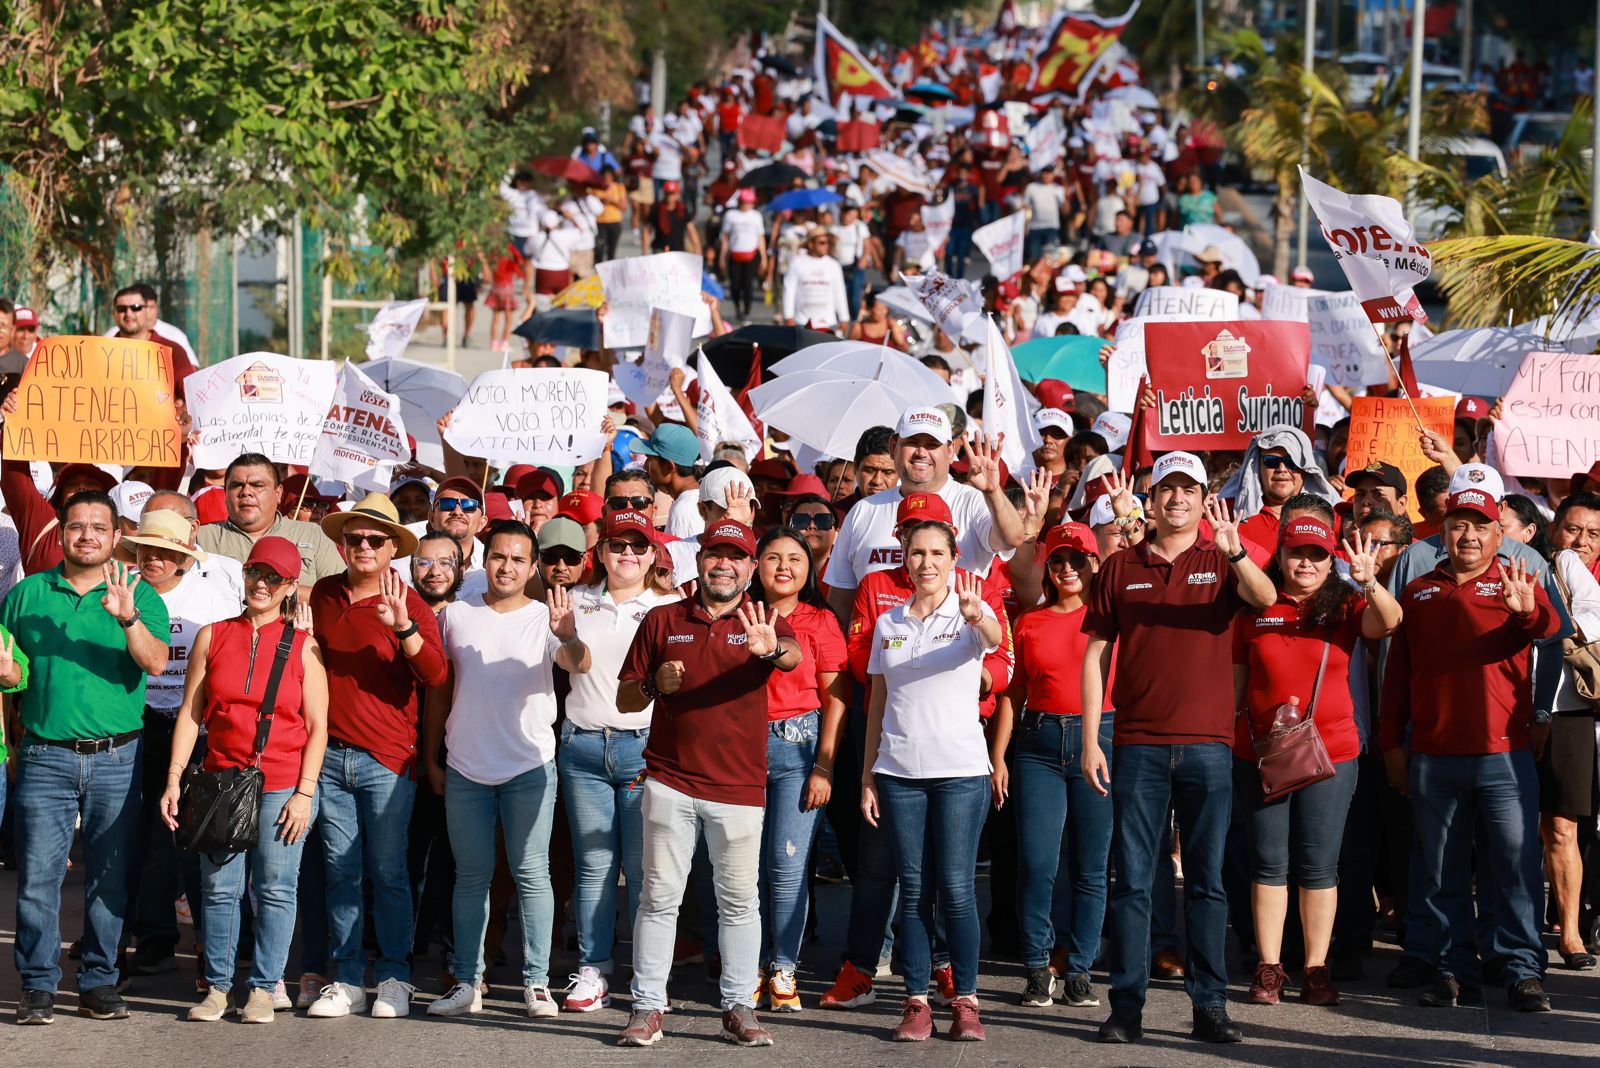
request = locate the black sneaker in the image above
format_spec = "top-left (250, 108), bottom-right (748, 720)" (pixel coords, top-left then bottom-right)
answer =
top-left (1386, 956), bottom-right (1438, 989)
top-left (1096, 1012), bottom-right (1143, 1043)
top-left (1019, 967), bottom-right (1054, 1007)
top-left (129, 943), bottom-right (178, 976)
top-left (77, 985), bottom-right (130, 1020)
top-left (17, 990), bottom-right (54, 1025)
top-left (1508, 978), bottom-right (1551, 1013)
top-left (1418, 975), bottom-right (1482, 1007)
top-left (1061, 973), bottom-right (1100, 1007)
top-left (1191, 1004), bottom-right (1244, 1044)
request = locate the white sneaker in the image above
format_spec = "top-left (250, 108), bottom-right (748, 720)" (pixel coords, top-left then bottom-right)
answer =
top-left (524, 983), bottom-right (559, 1018)
top-left (563, 967), bottom-right (611, 1013)
top-left (426, 981), bottom-right (483, 1017)
top-left (371, 978), bottom-right (415, 1018)
top-left (305, 982), bottom-right (367, 1018)
top-left (270, 980), bottom-right (293, 1012)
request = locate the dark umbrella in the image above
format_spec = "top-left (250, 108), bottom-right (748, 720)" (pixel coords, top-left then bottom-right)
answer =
top-left (696, 324), bottom-right (836, 386)
top-left (738, 163), bottom-right (807, 190)
top-left (905, 81), bottom-right (957, 101)
top-left (529, 156), bottom-right (602, 186)
top-left (512, 308), bottom-right (602, 350)
top-left (759, 54), bottom-right (801, 77)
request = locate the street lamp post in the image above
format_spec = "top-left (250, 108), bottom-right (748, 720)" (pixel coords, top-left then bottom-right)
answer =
top-left (1297, 0), bottom-right (1317, 269)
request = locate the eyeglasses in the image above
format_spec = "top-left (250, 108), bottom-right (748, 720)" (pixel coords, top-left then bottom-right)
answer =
top-left (1260, 456), bottom-right (1301, 471)
top-left (604, 539), bottom-right (650, 556)
top-left (606, 495), bottom-right (654, 512)
top-left (343, 533), bottom-right (393, 549)
top-left (413, 558), bottom-right (458, 571)
top-left (541, 549), bottom-right (585, 566)
top-left (789, 513), bottom-right (835, 532)
top-left (1369, 539), bottom-right (1410, 547)
top-left (113, 303), bottom-right (145, 314)
top-left (435, 498), bottom-right (480, 513)
top-left (242, 565), bottom-right (289, 587)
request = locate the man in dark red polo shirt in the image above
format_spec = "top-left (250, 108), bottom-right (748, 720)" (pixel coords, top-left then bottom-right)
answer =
top-left (613, 520), bottom-right (800, 1049)
top-left (1079, 451), bottom-right (1275, 1045)
top-left (306, 492), bottom-right (447, 1021)
top-left (107, 283), bottom-right (198, 398)
top-left (1380, 488), bottom-right (1561, 1013)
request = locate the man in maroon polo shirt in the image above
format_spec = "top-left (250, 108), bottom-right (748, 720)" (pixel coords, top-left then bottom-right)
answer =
top-left (613, 520), bottom-right (800, 1049)
top-left (107, 283), bottom-right (198, 398)
top-left (1079, 451), bottom-right (1275, 1046)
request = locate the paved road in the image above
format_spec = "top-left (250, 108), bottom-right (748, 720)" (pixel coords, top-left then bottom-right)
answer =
top-left (1, 864), bottom-right (1595, 1067)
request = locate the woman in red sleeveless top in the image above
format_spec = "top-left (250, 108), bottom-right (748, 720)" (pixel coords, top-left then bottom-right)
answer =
top-left (160, 536), bottom-right (329, 1023)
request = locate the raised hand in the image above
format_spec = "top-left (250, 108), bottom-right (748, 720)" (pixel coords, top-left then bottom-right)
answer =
top-left (0, 632), bottom-right (16, 685)
top-left (376, 568), bottom-right (411, 631)
top-left (1102, 467), bottom-right (1138, 519)
top-left (655, 659), bottom-right (686, 695)
top-left (1202, 496), bottom-right (1242, 557)
top-left (955, 570), bottom-right (986, 623)
top-left (293, 601), bottom-right (314, 635)
top-left (546, 583), bottom-right (577, 641)
top-left (736, 599), bottom-right (781, 659)
top-left (1342, 530), bottom-right (1381, 587)
top-left (722, 479), bottom-right (756, 526)
top-left (962, 433), bottom-right (1006, 494)
top-left (1021, 468), bottom-right (1056, 529)
top-left (101, 561), bottom-right (142, 622)
top-left (436, 409), bottom-right (454, 438)
top-left (1501, 557), bottom-right (1540, 616)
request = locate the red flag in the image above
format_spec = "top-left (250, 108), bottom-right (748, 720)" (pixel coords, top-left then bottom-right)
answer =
top-left (994, 0), bottom-right (1019, 36)
top-left (736, 344), bottom-right (765, 439)
top-left (738, 114), bottom-right (786, 153)
top-left (1124, 376), bottom-right (1156, 474)
top-left (1395, 332), bottom-right (1420, 399)
top-left (814, 13), bottom-right (896, 106)
top-left (836, 120), bottom-right (880, 153)
top-left (1031, 1), bottom-right (1139, 100)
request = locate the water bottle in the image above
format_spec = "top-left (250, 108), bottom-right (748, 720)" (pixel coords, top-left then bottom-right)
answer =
top-left (1272, 696), bottom-right (1304, 731)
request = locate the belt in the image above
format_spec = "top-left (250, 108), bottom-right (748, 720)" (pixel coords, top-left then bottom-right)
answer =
top-left (37, 730), bottom-right (141, 754)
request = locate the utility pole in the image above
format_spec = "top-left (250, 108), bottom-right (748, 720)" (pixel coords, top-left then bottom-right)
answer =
top-left (1297, 0), bottom-right (1317, 270)
top-left (1592, 0), bottom-right (1600, 235)
top-left (1460, 0), bottom-right (1473, 82)
top-left (1195, 0), bottom-right (1205, 79)
top-left (1407, 0), bottom-right (1424, 162)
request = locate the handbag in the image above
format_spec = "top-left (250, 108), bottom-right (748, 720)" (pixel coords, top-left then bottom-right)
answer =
top-left (177, 621), bottom-right (297, 859)
top-left (1552, 564), bottom-right (1600, 702)
top-left (1242, 630), bottom-right (1336, 803)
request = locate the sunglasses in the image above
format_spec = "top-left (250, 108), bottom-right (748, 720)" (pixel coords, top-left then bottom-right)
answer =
top-left (242, 565), bottom-right (290, 587)
top-left (435, 497), bottom-right (481, 513)
top-left (541, 549), bottom-right (585, 567)
top-left (343, 533), bottom-right (393, 549)
top-left (604, 539), bottom-right (651, 556)
top-left (1047, 551), bottom-right (1093, 570)
top-left (1260, 456), bottom-right (1301, 471)
top-left (606, 495), bottom-right (654, 512)
top-left (113, 303), bottom-right (145, 314)
top-left (789, 513), bottom-right (835, 532)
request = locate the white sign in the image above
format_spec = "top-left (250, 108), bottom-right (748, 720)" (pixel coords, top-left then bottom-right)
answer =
top-left (596, 252), bottom-right (711, 348)
top-left (981, 319), bottom-right (1042, 476)
top-left (1259, 285), bottom-right (1325, 323)
top-left (364, 299), bottom-right (429, 361)
top-left (904, 270), bottom-right (984, 347)
top-left (311, 362), bottom-right (410, 493)
top-left (1307, 292), bottom-right (1389, 390)
top-left (920, 197), bottom-right (955, 258)
top-left (1132, 286), bottom-right (1239, 320)
top-left (187, 353), bottom-right (338, 470)
top-left (614, 307), bottom-right (694, 408)
top-left (1026, 110), bottom-right (1066, 173)
top-left (973, 211), bottom-right (1027, 279)
top-left (694, 357), bottom-right (762, 463)
top-left (1106, 314), bottom-right (1185, 412)
top-left (444, 367), bottom-right (609, 466)
top-left (1300, 167), bottom-right (1432, 324)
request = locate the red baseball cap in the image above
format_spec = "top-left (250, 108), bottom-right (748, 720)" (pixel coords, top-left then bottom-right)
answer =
top-left (601, 510), bottom-right (656, 543)
top-left (13, 306), bottom-right (37, 328)
top-left (700, 520), bottom-right (757, 556)
top-left (483, 490), bottom-right (516, 524)
top-left (1446, 487), bottom-right (1499, 523)
top-left (515, 468), bottom-right (563, 501)
top-left (894, 491), bottom-right (955, 532)
top-left (1036, 379), bottom-right (1075, 412)
top-left (557, 490), bottom-right (603, 525)
top-left (50, 462), bottom-right (119, 505)
top-left (748, 458), bottom-right (793, 484)
top-left (1280, 516), bottom-right (1337, 554)
top-left (663, 180), bottom-right (681, 193)
top-left (435, 475), bottom-right (484, 502)
top-left (1042, 522), bottom-right (1098, 559)
top-left (192, 484), bottom-right (229, 525)
top-left (772, 473), bottom-right (830, 500)
top-left (243, 535), bottom-right (302, 582)
top-left (1455, 396), bottom-right (1489, 420)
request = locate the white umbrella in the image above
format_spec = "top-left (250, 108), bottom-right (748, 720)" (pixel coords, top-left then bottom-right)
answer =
top-left (766, 343), bottom-right (951, 397)
top-left (1181, 224), bottom-right (1263, 288)
top-left (1407, 327), bottom-right (1545, 397)
top-left (360, 357), bottom-right (468, 471)
top-left (753, 375), bottom-right (925, 459)
top-left (1105, 85), bottom-right (1160, 110)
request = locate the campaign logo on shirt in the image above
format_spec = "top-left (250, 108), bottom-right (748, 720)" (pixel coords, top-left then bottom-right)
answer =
top-left (1411, 586), bottom-right (1440, 602)
top-left (1126, 582), bottom-right (1153, 591)
top-left (881, 635), bottom-right (907, 650)
top-left (1254, 615), bottom-right (1287, 628)
top-left (1473, 580), bottom-right (1503, 597)
top-left (632, 610), bottom-right (649, 622)
top-left (1187, 571), bottom-right (1219, 585)
top-left (667, 633), bottom-right (695, 644)
top-left (726, 632), bottom-right (748, 646)
top-left (868, 546), bottom-right (904, 566)
top-left (932, 631), bottom-right (958, 644)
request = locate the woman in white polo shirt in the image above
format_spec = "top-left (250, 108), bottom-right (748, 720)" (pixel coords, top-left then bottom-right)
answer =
top-left (860, 518), bottom-right (1001, 1043)
top-left (556, 510), bottom-right (678, 1013)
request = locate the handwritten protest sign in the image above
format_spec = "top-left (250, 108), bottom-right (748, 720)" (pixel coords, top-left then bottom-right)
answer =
top-left (1308, 292), bottom-right (1389, 389)
top-left (1343, 395), bottom-right (1456, 519)
top-left (973, 211), bottom-right (1026, 279)
top-left (311, 362), bottom-right (410, 492)
top-left (187, 353), bottom-right (337, 470)
top-left (597, 253), bottom-right (711, 348)
top-left (444, 367), bottom-right (609, 466)
top-left (614, 307), bottom-right (694, 408)
top-left (1, 335), bottom-right (182, 467)
top-left (1259, 284), bottom-right (1323, 322)
top-left (1497, 351), bottom-right (1600, 478)
top-left (1132, 286), bottom-right (1239, 321)
top-left (1107, 315), bottom-right (1183, 411)
top-left (1143, 321), bottom-right (1311, 450)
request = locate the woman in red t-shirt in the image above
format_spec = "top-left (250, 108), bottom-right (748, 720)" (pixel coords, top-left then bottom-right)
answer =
top-left (990, 522), bottom-right (1113, 1010)
top-left (1232, 518), bottom-right (1398, 1009)
top-left (159, 536), bottom-right (330, 1023)
top-left (750, 527), bottom-right (848, 1013)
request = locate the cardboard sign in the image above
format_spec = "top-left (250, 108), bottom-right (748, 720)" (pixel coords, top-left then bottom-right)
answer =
top-left (1132, 286), bottom-right (1239, 321)
top-left (1106, 314), bottom-right (1184, 412)
top-left (188, 353), bottom-right (338, 469)
top-left (1, 335), bottom-right (182, 467)
top-left (1300, 166), bottom-right (1431, 324)
top-left (614, 306), bottom-right (694, 409)
top-left (973, 211), bottom-right (1026, 279)
top-left (1343, 394), bottom-right (1456, 519)
top-left (1497, 351), bottom-right (1600, 478)
top-left (1260, 284), bottom-right (1323, 322)
top-left (1308, 292), bottom-right (1390, 389)
top-left (311, 361), bottom-right (410, 492)
top-left (1143, 320), bottom-right (1312, 450)
top-left (597, 252), bottom-right (711, 348)
top-left (444, 367), bottom-right (609, 466)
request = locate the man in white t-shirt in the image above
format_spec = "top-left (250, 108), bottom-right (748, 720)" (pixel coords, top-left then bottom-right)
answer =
top-left (1022, 169), bottom-right (1067, 261)
top-left (424, 520), bottom-right (590, 1020)
top-left (1133, 149), bottom-right (1166, 234)
top-left (781, 227), bottom-right (849, 330)
top-left (630, 424), bottom-right (704, 538)
top-left (823, 405), bottom-right (1024, 626)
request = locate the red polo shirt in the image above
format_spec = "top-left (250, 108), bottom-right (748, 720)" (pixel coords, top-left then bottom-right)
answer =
top-left (311, 569), bottom-right (448, 776)
top-left (620, 594), bottom-right (797, 806)
top-left (1380, 559), bottom-right (1559, 757)
top-left (0, 458), bottom-right (62, 574)
top-left (1231, 591), bottom-right (1365, 764)
top-left (766, 602), bottom-right (847, 720)
top-left (1010, 604), bottom-right (1113, 715)
top-left (1238, 508), bottom-right (1280, 550)
top-left (1083, 537), bottom-right (1245, 746)
top-left (113, 328), bottom-right (198, 398)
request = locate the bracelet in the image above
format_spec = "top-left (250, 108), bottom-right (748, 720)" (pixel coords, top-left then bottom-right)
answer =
top-left (811, 763), bottom-right (833, 780)
top-left (640, 674), bottom-right (661, 701)
top-left (169, 762), bottom-right (185, 771)
top-left (1226, 547), bottom-right (1248, 564)
top-left (393, 620), bottom-right (420, 641)
top-left (294, 789), bottom-right (315, 800)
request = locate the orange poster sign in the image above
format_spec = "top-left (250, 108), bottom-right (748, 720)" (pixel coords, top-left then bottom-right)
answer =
top-left (1, 335), bottom-right (183, 467)
top-left (1342, 394), bottom-right (1455, 521)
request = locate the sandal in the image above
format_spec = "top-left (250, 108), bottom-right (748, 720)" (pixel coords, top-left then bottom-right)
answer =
top-left (1559, 949), bottom-right (1597, 970)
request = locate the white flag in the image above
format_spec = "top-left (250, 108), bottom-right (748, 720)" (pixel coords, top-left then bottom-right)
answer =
top-left (981, 318), bottom-right (1041, 476)
top-left (614, 307), bottom-right (694, 408)
top-left (973, 211), bottom-right (1027, 280)
top-left (1299, 167), bottom-right (1432, 325)
top-left (364, 299), bottom-right (429, 361)
top-left (920, 198), bottom-right (955, 262)
top-left (1025, 110), bottom-right (1066, 173)
top-left (311, 361), bottom-right (411, 492)
top-left (694, 357), bottom-right (762, 463)
top-left (904, 270), bottom-right (984, 346)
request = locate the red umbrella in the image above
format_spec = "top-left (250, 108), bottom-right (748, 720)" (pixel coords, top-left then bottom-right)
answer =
top-left (528, 156), bottom-right (602, 186)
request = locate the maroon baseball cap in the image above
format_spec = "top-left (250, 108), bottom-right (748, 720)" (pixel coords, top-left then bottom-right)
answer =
top-left (1280, 516), bottom-right (1337, 554)
top-left (13, 306), bottom-right (37, 328)
top-left (772, 473), bottom-right (830, 500)
top-left (515, 468), bottom-right (563, 501)
top-left (601, 510), bottom-right (656, 543)
top-left (700, 520), bottom-right (757, 556)
top-left (557, 490), bottom-right (603, 525)
top-left (243, 535), bottom-right (302, 582)
top-left (1042, 522), bottom-right (1098, 559)
top-left (50, 463), bottom-right (119, 505)
top-left (435, 475), bottom-right (484, 502)
top-left (1446, 487), bottom-right (1499, 523)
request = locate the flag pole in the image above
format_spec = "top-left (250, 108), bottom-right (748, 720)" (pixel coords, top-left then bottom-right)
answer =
top-left (1365, 320), bottom-right (1426, 431)
top-left (294, 475), bottom-right (313, 518)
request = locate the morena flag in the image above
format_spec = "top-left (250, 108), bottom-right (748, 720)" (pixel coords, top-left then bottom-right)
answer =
top-left (814, 14), bottom-right (896, 106)
top-left (1030, 1), bottom-right (1140, 101)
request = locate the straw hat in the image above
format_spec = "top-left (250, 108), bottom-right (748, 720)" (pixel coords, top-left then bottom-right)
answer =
top-left (121, 509), bottom-right (205, 562)
top-left (320, 492), bottom-right (419, 556)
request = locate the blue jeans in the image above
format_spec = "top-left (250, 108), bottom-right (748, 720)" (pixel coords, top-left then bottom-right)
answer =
top-left (1012, 713), bottom-right (1115, 974)
top-left (1024, 227), bottom-right (1060, 263)
top-left (843, 265), bottom-right (866, 319)
top-left (297, 823), bottom-right (328, 974)
top-left (559, 723), bottom-right (648, 973)
top-left (877, 774), bottom-right (988, 998)
top-left (944, 228), bottom-right (973, 279)
top-left (14, 737), bottom-right (142, 993)
top-left (446, 761), bottom-right (559, 985)
top-left (761, 711), bottom-right (822, 970)
top-left (201, 787), bottom-right (314, 992)
top-left (1108, 743), bottom-right (1232, 1015)
top-left (1410, 751), bottom-right (1544, 985)
top-left (1139, 203), bottom-right (1160, 234)
top-left (317, 745), bottom-right (417, 985)
top-left (1239, 757), bottom-right (1358, 888)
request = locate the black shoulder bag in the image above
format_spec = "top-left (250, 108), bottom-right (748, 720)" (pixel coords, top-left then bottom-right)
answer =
top-left (177, 622), bottom-right (297, 860)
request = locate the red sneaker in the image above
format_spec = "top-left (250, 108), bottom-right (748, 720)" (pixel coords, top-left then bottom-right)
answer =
top-left (949, 998), bottom-right (986, 1041)
top-left (931, 963), bottom-right (956, 1006)
top-left (820, 960), bottom-right (876, 1010)
top-left (891, 998), bottom-right (935, 1041)
top-left (1301, 965), bottom-right (1341, 1007)
top-left (1249, 962), bottom-right (1287, 1005)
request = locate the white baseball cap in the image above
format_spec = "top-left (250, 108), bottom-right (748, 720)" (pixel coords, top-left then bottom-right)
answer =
top-left (895, 405), bottom-right (953, 445)
top-left (1034, 407), bottom-right (1074, 434)
top-left (699, 466), bottom-right (759, 508)
top-left (1447, 462), bottom-right (1506, 501)
top-left (1090, 411), bottom-right (1131, 452)
top-left (1064, 264), bottom-right (1088, 285)
top-left (109, 481), bottom-right (154, 522)
top-left (1089, 493), bottom-right (1143, 528)
top-left (1152, 451), bottom-right (1208, 487)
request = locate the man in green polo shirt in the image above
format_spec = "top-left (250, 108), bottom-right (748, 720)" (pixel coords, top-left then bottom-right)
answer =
top-left (3, 489), bottom-right (170, 1026)
top-left (195, 451), bottom-right (344, 594)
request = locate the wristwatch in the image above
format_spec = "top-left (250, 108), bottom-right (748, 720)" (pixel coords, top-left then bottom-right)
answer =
top-left (1533, 707), bottom-right (1555, 726)
top-left (119, 610), bottom-right (141, 629)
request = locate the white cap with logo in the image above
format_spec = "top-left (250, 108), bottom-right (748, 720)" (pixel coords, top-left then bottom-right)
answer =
top-left (1151, 451), bottom-right (1208, 487)
top-left (1034, 407), bottom-right (1074, 434)
top-left (895, 405), bottom-right (953, 445)
top-left (1090, 411), bottom-right (1131, 452)
top-left (699, 466), bottom-right (759, 507)
top-left (109, 481), bottom-right (155, 523)
top-left (1447, 462), bottom-right (1506, 501)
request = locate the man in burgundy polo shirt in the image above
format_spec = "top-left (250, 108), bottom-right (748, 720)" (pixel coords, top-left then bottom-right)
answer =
top-left (107, 283), bottom-right (198, 398)
top-left (614, 520), bottom-right (800, 1049)
top-left (1381, 489), bottom-right (1561, 1013)
top-left (1079, 451), bottom-right (1275, 1045)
